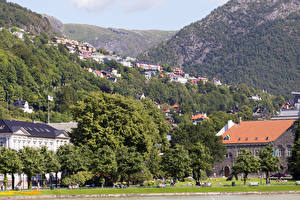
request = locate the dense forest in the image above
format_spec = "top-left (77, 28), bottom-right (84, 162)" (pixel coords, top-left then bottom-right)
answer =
top-left (140, 0), bottom-right (300, 95)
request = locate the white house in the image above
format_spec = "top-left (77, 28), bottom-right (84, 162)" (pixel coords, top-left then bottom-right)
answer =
top-left (0, 119), bottom-right (69, 151)
top-left (213, 78), bottom-right (222, 86)
top-left (0, 119), bottom-right (70, 189)
top-left (13, 100), bottom-right (34, 114)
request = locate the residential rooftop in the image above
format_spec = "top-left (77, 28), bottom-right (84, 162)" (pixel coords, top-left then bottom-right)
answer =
top-left (221, 120), bottom-right (295, 144)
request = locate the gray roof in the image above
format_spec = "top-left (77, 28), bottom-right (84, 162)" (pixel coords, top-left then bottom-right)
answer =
top-left (48, 122), bottom-right (77, 133)
top-left (0, 119), bottom-right (65, 138)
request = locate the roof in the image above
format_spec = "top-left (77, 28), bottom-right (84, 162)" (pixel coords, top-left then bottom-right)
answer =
top-left (0, 119), bottom-right (65, 138)
top-left (221, 120), bottom-right (295, 144)
top-left (48, 122), bottom-right (77, 133)
top-left (192, 113), bottom-right (209, 120)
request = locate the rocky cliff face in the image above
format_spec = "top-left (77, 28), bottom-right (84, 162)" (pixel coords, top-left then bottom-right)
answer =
top-left (140, 0), bottom-right (300, 94)
top-left (142, 0), bottom-right (300, 66)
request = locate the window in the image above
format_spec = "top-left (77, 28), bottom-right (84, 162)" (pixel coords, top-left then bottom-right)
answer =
top-left (238, 138), bottom-right (241, 141)
top-left (287, 146), bottom-right (292, 157)
top-left (245, 137), bottom-right (248, 141)
top-left (266, 137), bottom-right (269, 141)
top-left (255, 137), bottom-right (258, 141)
top-left (224, 135), bottom-right (230, 140)
top-left (277, 147), bottom-right (284, 157)
top-left (0, 141), bottom-right (3, 147)
top-left (255, 149), bottom-right (260, 157)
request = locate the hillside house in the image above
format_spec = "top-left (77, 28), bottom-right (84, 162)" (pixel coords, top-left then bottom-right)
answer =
top-left (192, 113), bottom-right (209, 125)
top-left (213, 119), bottom-right (296, 177)
top-left (213, 78), bottom-right (222, 86)
top-left (136, 62), bottom-right (163, 71)
top-left (13, 100), bottom-right (34, 114)
top-left (273, 92), bottom-right (300, 120)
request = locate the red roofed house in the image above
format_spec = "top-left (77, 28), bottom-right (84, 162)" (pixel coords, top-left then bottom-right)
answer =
top-left (213, 119), bottom-right (296, 177)
top-left (192, 113), bottom-right (209, 125)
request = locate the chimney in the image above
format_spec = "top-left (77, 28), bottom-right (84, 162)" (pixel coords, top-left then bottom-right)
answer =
top-left (239, 117), bottom-right (242, 125)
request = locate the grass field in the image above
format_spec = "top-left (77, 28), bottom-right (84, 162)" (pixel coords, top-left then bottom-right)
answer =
top-left (0, 184), bottom-right (300, 197)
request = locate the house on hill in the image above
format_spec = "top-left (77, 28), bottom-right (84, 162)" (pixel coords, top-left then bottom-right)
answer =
top-left (213, 119), bottom-right (296, 177)
top-left (273, 92), bottom-right (300, 120)
top-left (192, 113), bottom-right (209, 125)
top-left (13, 100), bottom-right (34, 113)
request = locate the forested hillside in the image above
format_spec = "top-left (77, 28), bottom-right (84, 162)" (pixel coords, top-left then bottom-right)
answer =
top-left (0, 0), bottom-right (285, 123)
top-left (0, 0), bottom-right (53, 34)
top-left (0, 28), bottom-right (103, 121)
top-left (140, 0), bottom-right (300, 95)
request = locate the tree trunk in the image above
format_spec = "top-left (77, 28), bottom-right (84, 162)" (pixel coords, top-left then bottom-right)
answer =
top-left (244, 173), bottom-right (248, 185)
top-left (266, 171), bottom-right (269, 184)
top-left (3, 173), bottom-right (7, 190)
top-left (55, 172), bottom-right (58, 188)
top-left (11, 173), bottom-right (15, 190)
top-left (42, 174), bottom-right (47, 188)
top-left (27, 175), bottom-right (32, 190)
top-left (49, 173), bottom-right (52, 186)
top-left (127, 174), bottom-right (130, 187)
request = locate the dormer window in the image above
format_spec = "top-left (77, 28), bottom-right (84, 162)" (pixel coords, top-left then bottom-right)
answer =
top-left (255, 137), bottom-right (258, 141)
top-left (266, 137), bottom-right (269, 140)
top-left (224, 135), bottom-right (230, 140)
top-left (245, 137), bottom-right (248, 141)
top-left (238, 137), bottom-right (241, 141)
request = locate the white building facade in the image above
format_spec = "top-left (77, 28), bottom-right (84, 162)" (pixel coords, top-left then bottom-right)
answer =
top-left (0, 119), bottom-right (70, 189)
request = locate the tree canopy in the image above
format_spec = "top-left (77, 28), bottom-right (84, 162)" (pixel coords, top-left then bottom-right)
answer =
top-left (70, 92), bottom-right (169, 153)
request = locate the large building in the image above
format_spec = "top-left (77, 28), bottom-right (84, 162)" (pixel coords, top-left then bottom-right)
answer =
top-left (213, 119), bottom-right (296, 177)
top-left (0, 119), bottom-right (70, 189)
top-left (0, 119), bottom-right (69, 151)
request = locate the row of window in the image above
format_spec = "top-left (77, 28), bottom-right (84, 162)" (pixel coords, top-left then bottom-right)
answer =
top-left (225, 146), bottom-right (293, 158)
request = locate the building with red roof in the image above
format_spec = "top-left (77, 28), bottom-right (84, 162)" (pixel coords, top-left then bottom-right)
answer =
top-left (213, 119), bottom-right (296, 177)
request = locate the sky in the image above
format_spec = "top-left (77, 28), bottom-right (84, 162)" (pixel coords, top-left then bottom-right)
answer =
top-left (8, 0), bottom-right (229, 30)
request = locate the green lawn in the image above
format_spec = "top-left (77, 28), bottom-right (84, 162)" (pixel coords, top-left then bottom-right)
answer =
top-left (1, 184), bottom-right (300, 197)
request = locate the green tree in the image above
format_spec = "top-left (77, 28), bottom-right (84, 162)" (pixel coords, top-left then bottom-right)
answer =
top-left (0, 147), bottom-right (23, 190)
top-left (259, 145), bottom-right (280, 184)
top-left (71, 92), bottom-right (168, 153)
top-left (189, 142), bottom-right (213, 184)
top-left (145, 146), bottom-right (162, 179)
top-left (233, 149), bottom-right (260, 185)
top-left (40, 146), bottom-right (60, 188)
top-left (61, 171), bottom-right (93, 187)
top-left (90, 145), bottom-right (117, 187)
top-left (289, 119), bottom-right (300, 180)
top-left (18, 147), bottom-right (43, 189)
top-left (238, 105), bottom-right (254, 121)
top-left (56, 144), bottom-right (88, 176)
top-left (116, 146), bottom-right (144, 186)
top-left (162, 145), bottom-right (191, 181)
top-left (172, 119), bottom-right (226, 162)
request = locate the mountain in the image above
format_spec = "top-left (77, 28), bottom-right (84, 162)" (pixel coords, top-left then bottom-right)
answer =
top-left (0, 0), bottom-right (53, 34)
top-left (62, 24), bottom-right (176, 57)
top-left (141, 0), bottom-right (300, 95)
top-left (42, 14), bottom-right (64, 35)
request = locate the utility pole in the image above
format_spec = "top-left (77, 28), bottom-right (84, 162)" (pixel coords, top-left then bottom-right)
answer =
top-left (47, 98), bottom-right (50, 124)
top-left (47, 95), bottom-right (53, 124)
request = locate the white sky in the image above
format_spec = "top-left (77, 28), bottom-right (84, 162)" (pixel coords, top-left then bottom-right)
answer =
top-left (8, 0), bottom-right (229, 30)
